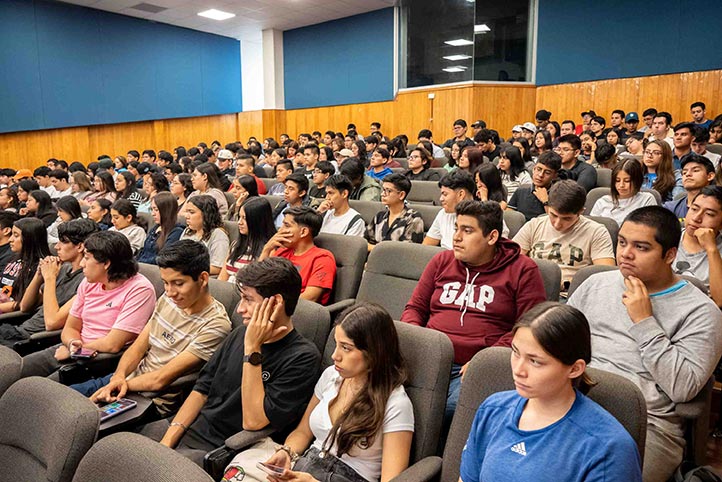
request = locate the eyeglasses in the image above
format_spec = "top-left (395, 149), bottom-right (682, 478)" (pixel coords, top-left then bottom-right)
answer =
top-left (644, 149), bottom-right (663, 156)
top-left (555, 147), bottom-right (575, 153)
top-left (381, 188), bottom-right (399, 195)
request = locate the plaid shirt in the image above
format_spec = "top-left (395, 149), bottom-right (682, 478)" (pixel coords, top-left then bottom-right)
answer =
top-left (365, 205), bottom-right (424, 245)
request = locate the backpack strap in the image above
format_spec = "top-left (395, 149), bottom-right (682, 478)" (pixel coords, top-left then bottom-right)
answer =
top-left (343, 214), bottom-right (365, 235)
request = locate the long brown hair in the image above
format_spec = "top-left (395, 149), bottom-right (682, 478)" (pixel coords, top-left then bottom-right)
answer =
top-left (646, 140), bottom-right (675, 200)
top-left (323, 303), bottom-right (406, 457)
top-left (611, 158), bottom-right (643, 205)
top-left (152, 192), bottom-right (178, 249)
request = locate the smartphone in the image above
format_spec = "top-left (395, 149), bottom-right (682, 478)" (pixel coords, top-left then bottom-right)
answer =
top-left (256, 462), bottom-right (286, 476)
top-left (98, 398), bottom-right (138, 422)
top-left (71, 348), bottom-right (98, 360)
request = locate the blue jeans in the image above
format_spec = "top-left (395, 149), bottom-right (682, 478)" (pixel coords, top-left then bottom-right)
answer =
top-left (443, 364), bottom-right (463, 434)
top-left (70, 373), bottom-right (113, 397)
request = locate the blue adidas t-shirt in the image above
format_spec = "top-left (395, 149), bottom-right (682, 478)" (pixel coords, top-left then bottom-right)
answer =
top-left (460, 390), bottom-right (642, 482)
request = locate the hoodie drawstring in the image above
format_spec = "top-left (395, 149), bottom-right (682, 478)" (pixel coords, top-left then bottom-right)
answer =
top-left (459, 267), bottom-right (480, 327)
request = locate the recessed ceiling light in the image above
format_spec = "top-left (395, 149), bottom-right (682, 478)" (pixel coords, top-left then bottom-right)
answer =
top-left (474, 24), bottom-right (491, 33)
top-left (443, 67), bottom-right (466, 73)
top-left (443, 55), bottom-right (472, 61)
top-left (198, 9), bottom-right (235, 21)
top-left (444, 39), bottom-right (474, 47)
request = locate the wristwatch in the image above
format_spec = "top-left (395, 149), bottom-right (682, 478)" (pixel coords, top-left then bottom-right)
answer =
top-left (243, 352), bottom-right (263, 366)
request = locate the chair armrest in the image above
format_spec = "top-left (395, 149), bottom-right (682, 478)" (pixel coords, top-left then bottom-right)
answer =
top-left (326, 299), bottom-right (356, 318)
top-left (139, 372), bottom-right (199, 399)
top-left (389, 456), bottom-right (443, 482)
top-left (224, 427), bottom-right (276, 450)
top-left (0, 311), bottom-right (32, 325)
top-left (13, 329), bottom-right (62, 356)
top-left (203, 427), bottom-right (276, 480)
top-left (57, 350), bottom-right (125, 386)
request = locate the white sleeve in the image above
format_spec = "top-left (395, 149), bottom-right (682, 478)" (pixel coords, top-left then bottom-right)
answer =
top-left (426, 210), bottom-right (443, 240)
top-left (348, 216), bottom-right (366, 237)
top-left (208, 229), bottom-right (230, 268)
top-left (314, 366), bottom-right (338, 399)
top-left (382, 386), bottom-right (415, 434)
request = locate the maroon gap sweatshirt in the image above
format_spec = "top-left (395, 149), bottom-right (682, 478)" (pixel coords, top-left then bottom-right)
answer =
top-left (401, 239), bottom-right (546, 365)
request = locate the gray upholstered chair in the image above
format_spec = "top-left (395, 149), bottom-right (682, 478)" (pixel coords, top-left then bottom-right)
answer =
top-left (568, 264), bottom-right (619, 298)
top-left (584, 187), bottom-right (611, 214)
top-left (532, 258), bottom-right (562, 301)
top-left (328, 241), bottom-right (443, 320)
top-left (137, 212), bottom-right (155, 232)
top-left (349, 199), bottom-right (382, 225)
top-left (314, 233), bottom-right (368, 306)
top-left (262, 178), bottom-right (278, 191)
top-left (407, 181), bottom-right (441, 205)
top-left (223, 219), bottom-right (240, 249)
top-left (596, 168), bottom-right (612, 187)
top-left (503, 209), bottom-right (526, 238)
top-left (138, 262), bottom-right (166, 299)
top-left (0, 377), bottom-right (99, 482)
top-left (209, 277), bottom-right (241, 320)
top-left (0, 345), bottom-right (22, 398)
top-left (397, 347), bottom-right (647, 482)
top-left (587, 215), bottom-right (619, 254)
top-left (411, 204), bottom-right (442, 233)
top-left (72, 432), bottom-right (212, 482)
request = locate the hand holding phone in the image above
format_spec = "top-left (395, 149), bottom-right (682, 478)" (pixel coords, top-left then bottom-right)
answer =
top-left (71, 348), bottom-right (98, 360)
top-left (256, 462), bottom-right (286, 477)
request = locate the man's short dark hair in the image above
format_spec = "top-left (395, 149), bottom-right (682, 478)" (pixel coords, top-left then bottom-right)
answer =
top-left (693, 186), bottom-right (722, 210)
top-left (142, 149), bottom-right (156, 159)
top-left (673, 121), bottom-right (695, 133)
top-left (48, 169), bottom-right (69, 181)
top-left (157, 239), bottom-right (210, 281)
top-left (324, 174), bottom-right (353, 194)
top-left (595, 144), bottom-right (616, 164)
top-left (277, 159), bottom-right (294, 171)
top-left (303, 144), bottom-right (320, 156)
top-left (238, 154), bottom-right (256, 168)
top-left (375, 147), bottom-right (390, 160)
top-left (537, 151), bottom-right (563, 172)
top-left (237, 257), bottom-right (302, 317)
top-left (33, 166), bottom-right (50, 177)
top-left (371, 122), bottom-right (381, 129)
top-left (83, 231), bottom-right (138, 282)
top-left (691, 101), bottom-right (706, 111)
top-left (548, 180), bottom-right (586, 214)
top-left (364, 136), bottom-right (378, 146)
top-left (655, 112), bottom-right (673, 126)
top-left (315, 161), bottom-right (335, 176)
top-left (623, 206), bottom-right (681, 256)
top-left (158, 150), bottom-right (173, 164)
top-left (58, 218), bottom-right (98, 245)
top-left (339, 158), bottom-right (365, 182)
top-left (680, 153), bottom-right (715, 174)
top-left (557, 134), bottom-right (582, 151)
top-left (188, 147), bottom-right (200, 157)
top-left (456, 200), bottom-right (503, 237)
top-left (127, 150), bottom-right (140, 159)
top-left (561, 120), bottom-right (576, 130)
top-left (612, 109), bottom-right (625, 118)
top-left (285, 206), bottom-right (322, 238)
top-left (642, 108), bottom-right (658, 118)
top-left (591, 116), bottom-right (606, 127)
top-left (382, 173), bottom-right (411, 196)
top-left (0, 211), bottom-right (20, 230)
top-left (693, 126), bottom-right (710, 143)
top-left (285, 172), bottom-right (309, 194)
top-left (438, 169), bottom-right (475, 195)
top-left (418, 129), bottom-right (433, 140)
top-left (474, 128), bottom-right (494, 144)
top-left (453, 119), bottom-right (467, 128)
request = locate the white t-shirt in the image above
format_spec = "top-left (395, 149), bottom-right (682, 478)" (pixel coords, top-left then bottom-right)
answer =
top-left (590, 191), bottom-right (657, 226)
top-left (427, 210), bottom-right (509, 249)
top-left (704, 151), bottom-right (722, 169)
top-left (309, 366), bottom-right (414, 482)
top-left (320, 208), bottom-right (365, 237)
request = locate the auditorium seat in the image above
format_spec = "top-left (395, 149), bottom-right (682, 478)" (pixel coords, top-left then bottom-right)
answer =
top-left (587, 215), bottom-right (619, 253)
top-left (407, 181), bottom-right (441, 205)
top-left (223, 219), bottom-right (239, 248)
top-left (0, 345), bottom-right (22, 398)
top-left (314, 233), bottom-right (368, 307)
top-left (502, 209), bottom-right (526, 238)
top-left (584, 187), bottom-right (610, 214)
top-left (411, 203), bottom-right (442, 233)
top-left (348, 199), bottom-right (382, 225)
top-left (261, 178), bottom-right (278, 192)
top-left (532, 258), bottom-right (562, 301)
top-left (137, 212), bottom-right (155, 232)
top-left (596, 168), bottom-right (612, 188)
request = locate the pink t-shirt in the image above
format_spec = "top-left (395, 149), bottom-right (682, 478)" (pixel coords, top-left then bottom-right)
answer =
top-left (70, 273), bottom-right (156, 343)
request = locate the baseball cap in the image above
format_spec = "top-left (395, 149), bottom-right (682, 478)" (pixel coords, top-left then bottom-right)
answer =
top-left (98, 158), bottom-right (113, 170)
top-left (522, 122), bottom-right (537, 132)
top-left (512, 125), bottom-right (523, 133)
top-left (625, 112), bottom-right (639, 122)
top-left (136, 162), bottom-right (152, 175)
top-left (13, 169), bottom-right (32, 180)
top-left (535, 109), bottom-right (552, 121)
top-left (335, 149), bottom-right (354, 158)
top-left (581, 110), bottom-right (597, 118)
top-left (217, 149), bottom-right (234, 160)
top-left (471, 120), bottom-right (486, 129)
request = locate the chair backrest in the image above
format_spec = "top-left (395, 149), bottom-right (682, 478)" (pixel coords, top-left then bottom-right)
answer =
top-left (263, 194), bottom-right (283, 209)
top-left (587, 215), bottom-right (619, 254)
top-left (596, 168), bottom-right (612, 187)
top-left (223, 219), bottom-right (240, 249)
top-left (71, 432), bottom-right (212, 482)
top-left (407, 181), bottom-right (440, 205)
top-left (393, 157), bottom-right (409, 169)
top-left (706, 144), bottom-right (722, 155)
top-left (411, 203), bottom-right (442, 233)
top-left (429, 167), bottom-right (448, 180)
top-left (440, 347), bottom-right (647, 482)
top-left (0, 377), bottom-right (99, 482)
top-left (532, 258), bottom-right (562, 301)
top-left (584, 187), bottom-right (611, 214)
top-left (357, 241), bottom-right (443, 320)
top-left (137, 212), bottom-right (155, 232)
top-left (641, 188), bottom-right (662, 205)
top-left (568, 264), bottom-right (619, 298)
top-left (138, 262), bottom-right (165, 299)
top-left (262, 178), bottom-right (279, 191)
top-left (314, 233), bottom-right (368, 304)
top-left (503, 209), bottom-right (526, 238)
top-left (322, 321), bottom-right (454, 464)
top-left (262, 165), bottom-right (274, 179)
top-left (209, 278), bottom-right (240, 320)
top-left (349, 199), bottom-right (383, 225)
top-left (0, 345), bottom-right (22, 398)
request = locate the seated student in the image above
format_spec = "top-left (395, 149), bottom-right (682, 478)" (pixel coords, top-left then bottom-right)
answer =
top-left (183, 164), bottom-right (229, 218)
top-left (137, 192), bottom-right (184, 265)
top-left (423, 170), bottom-right (476, 250)
top-left (405, 145), bottom-right (441, 181)
top-left (367, 148), bottom-right (394, 181)
top-left (273, 173), bottom-right (310, 229)
top-left (219, 197), bottom-right (276, 284)
top-left (555, 134), bottom-right (597, 192)
top-left (474, 163), bottom-right (508, 210)
top-left (25, 190), bottom-right (57, 228)
top-left (47, 195), bottom-right (83, 244)
top-left (692, 126), bottom-right (721, 168)
top-left (590, 158), bottom-right (657, 226)
top-left (72, 240), bottom-right (232, 417)
top-left (226, 175), bottom-right (259, 222)
top-left (235, 154), bottom-right (267, 195)
top-left (366, 173), bottom-right (424, 250)
top-left (663, 153), bottom-right (715, 219)
top-left (568, 206), bottom-right (722, 482)
top-left (403, 200), bottom-right (546, 424)
top-left (674, 185), bottom-right (722, 305)
top-left (460, 302), bottom-right (642, 482)
top-left (239, 303), bottom-right (413, 482)
top-left (269, 159), bottom-right (295, 196)
top-left (591, 143), bottom-right (617, 170)
top-left (20, 231), bottom-right (156, 379)
top-left (318, 175), bottom-right (366, 237)
top-left (260, 206), bottom-right (336, 305)
top-left (298, 144), bottom-right (320, 180)
top-left (340, 158), bottom-right (382, 202)
top-left (508, 151), bottom-right (562, 222)
top-left (498, 146), bottom-right (532, 201)
top-left (514, 180), bottom-right (615, 286)
top-left (578, 130), bottom-right (596, 162)
top-left (642, 139), bottom-right (684, 203)
top-left (180, 195), bottom-right (230, 276)
top-left (0, 219), bottom-right (95, 347)
top-left (48, 169), bottom-right (73, 199)
top-left (139, 257), bottom-right (321, 466)
top-left (86, 198), bottom-right (113, 230)
top-left (0, 212), bottom-right (19, 275)
top-left (109, 199), bottom-right (147, 255)
top-left (308, 160), bottom-right (334, 200)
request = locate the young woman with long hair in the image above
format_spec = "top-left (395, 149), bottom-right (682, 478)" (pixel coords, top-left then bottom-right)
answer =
top-left (47, 195), bottom-right (83, 244)
top-left (108, 199), bottom-right (147, 255)
top-left (459, 302), bottom-right (642, 482)
top-left (641, 139), bottom-right (683, 202)
top-left (137, 192), bottom-right (183, 265)
top-left (497, 146), bottom-right (532, 200)
top-left (83, 170), bottom-right (118, 205)
top-left (25, 190), bottom-right (57, 227)
top-left (251, 302), bottom-right (413, 482)
top-left (512, 137), bottom-right (535, 172)
top-left (0, 217), bottom-right (51, 313)
top-left (171, 173), bottom-right (194, 211)
top-left (458, 147), bottom-right (485, 174)
top-left (87, 198), bottom-right (113, 231)
top-left (180, 195), bottom-right (229, 275)
top-left (115, 170), bottom-right (146, 209)
top-left (532, 130), bottom-right (553, 160)
top-left (70, 171), bottom-right (93, 201)
top-left (0, 187), bottom-right (19, 212)
top-left (219, 197), bottom-right (276, 284)
top-left (227, 175), bottom-right (260, 222)
top-left (182, 163), bottom-right (229, 217)
top-left (474, 164), bottom-right (508, 210)
top-left (591, 158), bottom-right (657, 226)
top-left (16, 179), bottom-right (39, 215)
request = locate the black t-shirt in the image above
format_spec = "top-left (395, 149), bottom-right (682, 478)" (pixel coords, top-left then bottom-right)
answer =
top-left (308, 185), bottom-right (326, 199)
top-left (508, 185), bottom-right (546, 222)
top-left (189, 326), bottom-right (321, 448)
top-left (487, 146), bottom-right (501, 162)
top-left (0, 243), bottom-right (15, 275)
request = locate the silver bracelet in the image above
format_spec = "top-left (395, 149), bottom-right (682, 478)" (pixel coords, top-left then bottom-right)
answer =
top-left (170, 422), bottom-right (188, 431)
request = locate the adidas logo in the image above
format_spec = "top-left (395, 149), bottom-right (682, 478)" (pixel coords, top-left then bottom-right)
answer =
top-left (105, 302), bottom-right (112, 308)
top-left (511, 442), bottom-right (527, 456)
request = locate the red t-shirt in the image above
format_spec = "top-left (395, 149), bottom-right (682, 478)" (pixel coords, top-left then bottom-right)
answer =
top-left (254, 175), bottom-right (267, 195)
top-left (274, 246), bottom-right (336, 305)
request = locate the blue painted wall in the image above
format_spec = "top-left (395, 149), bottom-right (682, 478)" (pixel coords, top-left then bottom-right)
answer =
top-left (0, 0), bottom-right (242, 134)
top-left (536, 0), bottom-right (722, 85)
top-left (283, 8), bottom-right (394, 110)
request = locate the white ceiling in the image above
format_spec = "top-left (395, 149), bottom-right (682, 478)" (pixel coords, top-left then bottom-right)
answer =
top-left (57, 0), bottom-right (396, 41)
